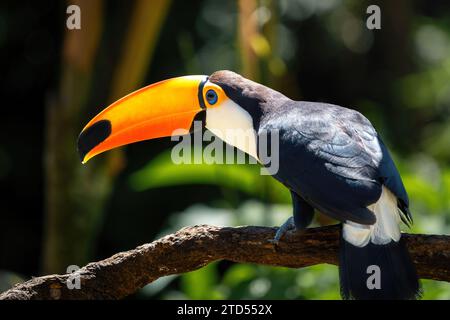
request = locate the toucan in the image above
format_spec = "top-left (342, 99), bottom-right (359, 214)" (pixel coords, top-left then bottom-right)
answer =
top-left (78, 70), bottom-right (420, 300)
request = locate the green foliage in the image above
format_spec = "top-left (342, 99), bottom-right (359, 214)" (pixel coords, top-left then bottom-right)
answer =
top-left (152, 262), bottom-right (450, 300)
top-left (127, 0), bottom-right (450, 299)
top-left (100, 0), bottom-right (450, 300)
top-left (129, 149), bottom-right (291, 204)
top-left (181, 263), bottom-right (224, 299)
top-left (3, 0), bottom-right (450, 301)
top-left (132, 146), bottom-right (450, 299)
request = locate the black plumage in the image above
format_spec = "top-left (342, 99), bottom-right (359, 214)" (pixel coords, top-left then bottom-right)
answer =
top-left (291, 190), bottom-right (315, 230)
top-left (263, 101), bottom-right (402, 225)
top-left (210, 70), bottom-right (419, 299)
top-left (77, 69), bottom-right (420, 299)
top-left (210, 70), bottom-right (410, 226)
top-left (339, 237), bottom-right (420, 300)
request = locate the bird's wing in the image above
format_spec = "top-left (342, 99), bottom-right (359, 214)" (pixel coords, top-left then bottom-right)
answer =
top-left (262, 101), bottom-right (406, 225)
top-left (377, 138), bottom-right (412, 225)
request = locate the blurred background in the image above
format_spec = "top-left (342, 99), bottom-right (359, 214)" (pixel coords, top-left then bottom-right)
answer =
top-left (1, 0), bottom-right (450, 299)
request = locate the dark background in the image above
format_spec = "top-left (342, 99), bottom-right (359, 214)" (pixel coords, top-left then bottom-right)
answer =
top-left (1, 0), bottom-right (449, 299)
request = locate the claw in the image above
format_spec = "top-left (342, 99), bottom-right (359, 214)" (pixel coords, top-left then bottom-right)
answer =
top-left (269, 216), bottom-right (296, 246)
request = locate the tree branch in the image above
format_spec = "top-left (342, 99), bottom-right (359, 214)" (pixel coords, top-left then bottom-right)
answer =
top-left (1, 225), bottom-right (449, 300)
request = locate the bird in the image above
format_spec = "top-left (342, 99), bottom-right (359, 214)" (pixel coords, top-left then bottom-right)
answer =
top-left (77, 70), bottom-right (420, 300)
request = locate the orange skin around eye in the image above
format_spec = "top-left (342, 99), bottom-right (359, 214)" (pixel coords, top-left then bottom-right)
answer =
top-left (202, 83), bottom-right (227, 108)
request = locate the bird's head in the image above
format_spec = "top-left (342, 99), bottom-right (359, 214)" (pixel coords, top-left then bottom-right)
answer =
top-left (77, 70), bottom-right (286, 163)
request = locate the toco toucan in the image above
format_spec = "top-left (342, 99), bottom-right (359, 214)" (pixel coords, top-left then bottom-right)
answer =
top-left (78, 70), bottom-right (420, 300)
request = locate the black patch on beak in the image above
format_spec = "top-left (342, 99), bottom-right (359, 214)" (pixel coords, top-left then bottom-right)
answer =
top-left (77, 120), bottom-right (112, 161)
top-left (198, 77), bottom-right (208, 109)
top-left (189, 110), bottom-right (206, 133)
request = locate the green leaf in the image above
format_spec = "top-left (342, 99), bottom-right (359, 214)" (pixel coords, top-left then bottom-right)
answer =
top-left (180, 263), bottom-right (223, 299)
top-left (129, 150), bottom-right (290, 203)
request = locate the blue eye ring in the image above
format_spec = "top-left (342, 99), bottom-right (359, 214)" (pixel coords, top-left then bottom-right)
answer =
top-left (205, 89), bottom-right (218, 105)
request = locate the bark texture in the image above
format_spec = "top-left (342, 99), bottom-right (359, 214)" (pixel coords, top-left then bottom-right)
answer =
top-left (2, 224), bottom-right (449, 300)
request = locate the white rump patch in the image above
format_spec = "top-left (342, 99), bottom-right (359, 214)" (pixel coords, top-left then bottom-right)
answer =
top-left (343, 186), bottom-right (401, 247)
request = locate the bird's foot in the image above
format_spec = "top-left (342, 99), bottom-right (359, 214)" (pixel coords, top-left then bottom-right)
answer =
top-left (268, 216), bottom-right (296, 247)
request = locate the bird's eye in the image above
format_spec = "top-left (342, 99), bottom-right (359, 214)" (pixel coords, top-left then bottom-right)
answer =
top-left (206, 89), bottom-right (218, 105)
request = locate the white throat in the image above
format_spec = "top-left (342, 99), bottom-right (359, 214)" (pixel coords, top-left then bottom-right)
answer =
top-left (205, 99), bottom-right (259, 161)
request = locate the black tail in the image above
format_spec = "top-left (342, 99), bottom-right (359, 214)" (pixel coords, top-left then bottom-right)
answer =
top-left (339, 230), bottom-right (421, 300)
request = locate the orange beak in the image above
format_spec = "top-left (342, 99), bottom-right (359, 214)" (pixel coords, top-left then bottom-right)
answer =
top-left (77, 75), bottom-right (207, 163)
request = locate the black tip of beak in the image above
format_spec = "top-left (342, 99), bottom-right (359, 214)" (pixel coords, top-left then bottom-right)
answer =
top-left (77, 120), bottom-right (112, 162)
